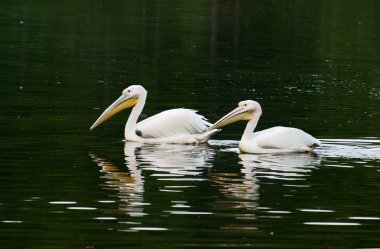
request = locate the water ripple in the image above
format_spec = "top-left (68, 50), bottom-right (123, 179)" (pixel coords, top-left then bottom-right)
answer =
top-left (1, 220), bottom-right (23, 224)
top-left (299, 208), bottom-right (335, 213)
top-left (67, 207), bottom-right (97, 210)
top-left (90, 142), bottom-right (214, 217)
top-left (93, 217), bottom-right (117, 220)
top-left (164, 210), bottom-right (213, 215)
top-left (349, 216), bottom-right (380, 220)
top-left (304, 222), bottom-right (361, 226)
top-left (209, 138), bottom-right (380, 160)
top-left (320, 139), bottom-right (380, 159)
top-left (129, 227), bottom-right (169, 231)
top-left (49, 201), bottom-right (77, 205)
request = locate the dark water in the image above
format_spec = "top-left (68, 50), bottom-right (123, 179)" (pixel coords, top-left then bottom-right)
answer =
top-left (1, 1), bottom-right (380, 248)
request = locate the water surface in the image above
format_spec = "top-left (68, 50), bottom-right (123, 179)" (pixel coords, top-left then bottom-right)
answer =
top-left (1, 1), bottom-right (380, 248)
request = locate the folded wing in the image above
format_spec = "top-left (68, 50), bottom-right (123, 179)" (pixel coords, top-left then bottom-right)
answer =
top-left (136, 108), bottom-right (211, 139)
top-left (254, 126), bottom-right (321, 150)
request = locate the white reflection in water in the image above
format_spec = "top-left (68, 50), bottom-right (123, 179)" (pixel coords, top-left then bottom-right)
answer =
top-left (67, 207), bottom-right (97, 210)
top-left (90, 141), bottom-right (215, 219)
top-left (209, 152), bottom-right (320, 228)
top-left (319, 139), bottom-right (380, 160)
top-left (129, 227), bottom-right (169, 231)
top-left (210, 169), bottom-right (259, 210)
top-left (238, 153), bottom-right (321, 181)
top-left (209, 165), bottom-right (259, 230)
top-left (209, 156), bottom-right (259, 226)
top-left (2, 220), bottom-right (23, 224)
top-left (349, 216), bottom-right (380, 220)
top-left (127, 142), bottom-right (214, 177)
top-left (89, 138), bottom-right (379, 232)
top-left (209, 140), bottom-right (322, 228)
top-left (89, 149), bottom-right (145, 217)
top-left (299, 208), bottom-right (334, 213)
top-left (304, 222), bottom-right (361, 226)
top-left (94, 217), bottom-right (117, 220)
top-left (210, 138), bottom-right (380, 160)
top-left (49, 201), bottom-right (77, 205)
top-left (210, 138), bottom-right (380, 182)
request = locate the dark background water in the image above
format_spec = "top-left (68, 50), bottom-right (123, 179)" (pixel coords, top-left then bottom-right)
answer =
top-left (0, 1), bottom-right (379, 249)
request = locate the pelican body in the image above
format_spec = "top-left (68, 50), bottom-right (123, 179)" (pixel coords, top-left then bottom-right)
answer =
top-left (90, 85), bottom-right (218, 144)
top-left (210, 100), bottom-right (321, 154)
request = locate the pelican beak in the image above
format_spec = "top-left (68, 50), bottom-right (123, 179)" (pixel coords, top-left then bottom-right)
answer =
top-left (90, 95), bottom-right (138, 130)
top-left (210, 106), bottom-right (253, 130)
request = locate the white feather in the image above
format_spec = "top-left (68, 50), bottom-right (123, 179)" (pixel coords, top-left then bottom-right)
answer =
top-left (245, 126), bottom-right (321, 153)
top-left (211, 100), bottom-right (321, 153)
top-left (91, 85), bottom-right (219, 144)
top-left (136, 108), bottom-right (210, 138)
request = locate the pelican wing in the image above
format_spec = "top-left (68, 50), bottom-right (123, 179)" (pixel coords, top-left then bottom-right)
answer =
top-left (251, 127), bottom-right (285, 149)
top-left (136, 108), bottom-right (211, 139)
top-left (254, 127), bottom-right (320, 150)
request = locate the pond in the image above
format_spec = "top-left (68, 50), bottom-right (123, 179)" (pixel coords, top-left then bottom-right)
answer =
top-left (1, 1), bottom-right (379, 248)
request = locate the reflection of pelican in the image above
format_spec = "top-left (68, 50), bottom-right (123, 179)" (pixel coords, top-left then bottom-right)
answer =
top-left (124, 141), bottom-right (214, 177)
top-left (239, 153), bottom-right (321, 181)
top-left (90, 142), bottom-right (215, 217)
top-left (211, 100), bottom-right (321, 153)
top-left (90, 85), bottom-right (218, 144)
top-left (209, 164), bottom-right (259, 210)
top-left (208, 149), bottom-right (260, 229)
top-left (89, 151), bottom-right (145, 217)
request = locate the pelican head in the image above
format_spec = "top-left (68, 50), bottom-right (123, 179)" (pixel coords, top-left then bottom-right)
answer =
top-left (210, 100), bottom-right (262, 129)
top-left (90, 85), bottom-right (147, 130)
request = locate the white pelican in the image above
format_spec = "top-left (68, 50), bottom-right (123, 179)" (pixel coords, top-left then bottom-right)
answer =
top-left (90, 85), bottom-right (218, 144)
top-left (210, 100), bottom-right (321, 154)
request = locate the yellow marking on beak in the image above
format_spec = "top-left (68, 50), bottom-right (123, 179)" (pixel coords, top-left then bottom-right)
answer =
top-left (211, 107), bottom-right (253, 129)
top-left (90, 96), bottom-right (137, 130)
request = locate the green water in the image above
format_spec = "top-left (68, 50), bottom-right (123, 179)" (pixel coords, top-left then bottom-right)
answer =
top-left (1, 1), bottom-right (380, 248)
